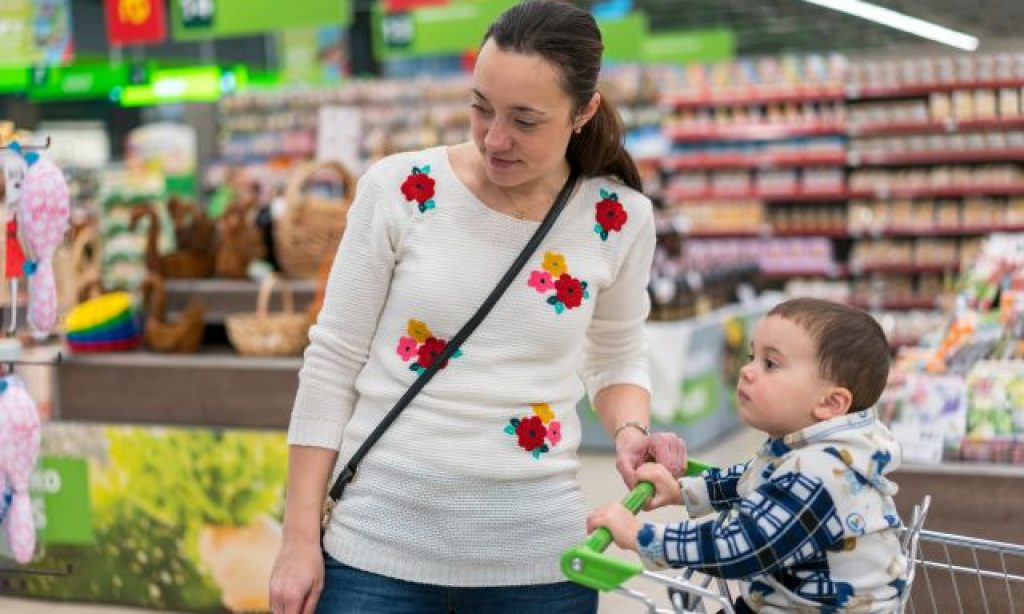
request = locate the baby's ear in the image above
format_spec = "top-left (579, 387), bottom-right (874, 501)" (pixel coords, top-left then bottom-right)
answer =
top-left (814, 386), bottom-right (852, 420)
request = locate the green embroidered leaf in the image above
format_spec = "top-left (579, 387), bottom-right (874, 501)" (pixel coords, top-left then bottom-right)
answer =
top-left (409, 363), bottom-right (420, 372)
top-left (583, 289), bottom-right (590, 300)
top-left (610, 192), bottom-right (619, 201)
top-left (421, 164), bottom-right (431, 174)
top-left (424, 200), bottom-right (436, 210)
top-left (540, 444), bottom-right (549, 453)
top-left (600, 188), bottom-right (609, 199)
top-left (452, 348), bottom-right (463, 358)
top-left (504, 425), bottom-right (515, 435)
top-left (510, 418), bottom-right (520, 426)
top-left (593, 223), bottom-right (604, 234)
top-left (554, 302), bottom-right (565, 315)
top-left (531, 449), bottom-right (543, 459)
top-left (412, 166), bottom-right (421, 174)
top-left (580, 280), bottom-right (588, 289)
top-left (601, 231), bottom-right (609, 241)
top-left (418, 204), bottom-right (427, 213)
top-left (546, 295), bottom-right (559, 305)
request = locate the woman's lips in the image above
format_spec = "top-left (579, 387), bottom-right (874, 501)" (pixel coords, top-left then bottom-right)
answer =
top-left (489, 155), bottom-right (517, 169)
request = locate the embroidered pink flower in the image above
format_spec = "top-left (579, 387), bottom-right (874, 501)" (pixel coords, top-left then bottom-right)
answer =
top-left (417, 337), bottom-right (450, 370)
top-left (528, 270), bottom-right (553, 293)
top-left (515, 415), bottom-right (548, 452)
top-left (554, 274), bottom-right (584, 309)
top-left (396, 336), bottom-right (419, 361)
top-left (546, 420), bottom-right (562, 446)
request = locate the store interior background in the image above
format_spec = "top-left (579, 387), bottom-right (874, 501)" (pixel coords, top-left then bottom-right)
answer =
top-left (2, 0), bottom-right (1024, 612)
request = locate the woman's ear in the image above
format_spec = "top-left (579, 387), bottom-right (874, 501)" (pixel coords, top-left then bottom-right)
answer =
top-left (575, 91), bottom-right (601, 131)
top-left (814, 386), bottom-right (853, 421)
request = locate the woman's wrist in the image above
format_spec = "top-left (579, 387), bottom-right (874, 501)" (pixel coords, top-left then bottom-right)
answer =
top-left (613, 420), bottom-right (649, 442)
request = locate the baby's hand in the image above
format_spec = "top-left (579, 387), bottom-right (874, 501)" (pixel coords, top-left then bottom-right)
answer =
top-left (636, 463), bottom-right (683, 510)
top-left (586, 503), bottom-right (640, 551)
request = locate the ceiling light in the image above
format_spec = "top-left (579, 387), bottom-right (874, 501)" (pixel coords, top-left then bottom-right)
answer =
top-left (798, 0), bottom-right (979, 51)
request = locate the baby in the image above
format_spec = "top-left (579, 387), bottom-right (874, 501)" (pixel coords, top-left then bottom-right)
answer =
top-left (588, 298), bottom-right (907, 612)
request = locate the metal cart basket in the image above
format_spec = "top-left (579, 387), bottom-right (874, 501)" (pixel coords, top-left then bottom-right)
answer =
top-left (564, 470), bottom-right (1024, 613)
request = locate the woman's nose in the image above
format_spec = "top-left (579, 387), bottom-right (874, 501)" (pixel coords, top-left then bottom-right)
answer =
top-left (485, 119), bottom-right (510, 149)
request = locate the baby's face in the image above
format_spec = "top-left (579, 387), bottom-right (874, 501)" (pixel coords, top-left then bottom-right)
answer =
top-left (736, 316), bottom-right (833, 439)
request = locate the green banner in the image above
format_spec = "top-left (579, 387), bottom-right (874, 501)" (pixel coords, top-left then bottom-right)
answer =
top-left (374, 0), bottom-right (516, 60)
top-left (171, 0), bottom-right (349, 40)
top-left (29, 63), bottom-right (129, 101)
top-left (597, 14), bottom-right (647, 62)
top-left (33, 456), bottom-right (93, 545)
top-left (643, 28), bottom-right (735, 64)
top-left (0, 66), bottom-right (29, 92)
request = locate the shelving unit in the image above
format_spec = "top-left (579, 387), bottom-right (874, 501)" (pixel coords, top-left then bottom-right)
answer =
top-left (652, 53), bottom-right (1024, 319)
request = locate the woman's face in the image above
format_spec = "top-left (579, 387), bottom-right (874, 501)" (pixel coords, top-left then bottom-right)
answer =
top-left (469, 39), bottom-right (580, 190)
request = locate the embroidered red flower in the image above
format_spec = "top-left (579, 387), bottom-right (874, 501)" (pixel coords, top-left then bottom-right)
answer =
top-left (515, 415), bottom-right (548, 452)
top-left (417, 337), bottom-right (450, 370)
top-left (396, 336), bottom-right (419, 361)
top-left (401, 169), bottom-right (435, 205)
top-left (546, 420), bottom-right (562, 446)
top-left (555, 274), bottom-right (584, 309)
top-left (596, 198), bottom-right (627, 233)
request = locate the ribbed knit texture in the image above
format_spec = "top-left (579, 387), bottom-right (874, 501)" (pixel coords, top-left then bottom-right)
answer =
top-left (287, 146), bottom-right (656, 586)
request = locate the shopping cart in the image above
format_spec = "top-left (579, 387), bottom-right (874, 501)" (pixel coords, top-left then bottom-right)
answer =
top-left (564, 465), bottom-right (1024, 613)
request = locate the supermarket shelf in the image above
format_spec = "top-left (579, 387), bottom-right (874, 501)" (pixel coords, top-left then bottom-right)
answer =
top-left (848, 184), bottom-right (1024, 199)
top-left (665, 224), bottom-right (1024, 240)
top-left (849, 148), bottom-right (1024, 167)
top-left (853, 263), bottom-right (960, 275)
top-left (662, 87), bottom-right (845, 109)
top-left (57, 351), bottom-right (302, 428)
top-left (761, 265), bottom-right (845, 279)
top-left (661, 150), bottom-right (845, 171)
top-left (859, 223), bottom-right (1024, 237)
top-left (847, 79), bottom-right (1024, 100)
top-left (664, 187), bottom-right (851, 203)
top-left (665, 122), bottom-right (844, 142)
top-left (848, 116), bottom-right (1024, 137)
top-left (164, 278), bottom-right (316, 324)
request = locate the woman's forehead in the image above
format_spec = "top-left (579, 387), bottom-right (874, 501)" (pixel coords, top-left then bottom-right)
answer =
top-left (472, 40), bottom-right (570, 108)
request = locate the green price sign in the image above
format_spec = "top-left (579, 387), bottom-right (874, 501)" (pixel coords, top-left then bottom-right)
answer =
top-left (31, 456), bottom-right (93, 545)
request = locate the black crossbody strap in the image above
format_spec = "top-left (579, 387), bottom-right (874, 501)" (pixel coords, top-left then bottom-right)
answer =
top-left (326, 167), bottom-right (580, 503)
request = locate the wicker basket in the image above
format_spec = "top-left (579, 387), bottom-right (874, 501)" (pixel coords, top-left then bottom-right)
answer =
top-left (226, 275), bottom-right (310, 357)
top-left (274, 160), bottom-right (354, 278)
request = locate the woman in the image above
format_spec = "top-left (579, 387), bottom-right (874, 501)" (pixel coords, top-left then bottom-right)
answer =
top-left (269, 2), bottom-right (685, 613)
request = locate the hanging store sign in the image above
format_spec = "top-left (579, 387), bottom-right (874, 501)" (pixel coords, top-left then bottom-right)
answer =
top-left (29, 63), bottom-right (130, 101)
top-left (385, 0), bottom-right (449, 12)
top-left (105, 0), bottom-right (168, 46)
top-left (596, 14), bottom-right (647, 62)
top-left (374, 0), bottom-right (515, 60)
top-left (172, 0), bottom-right (348, 40)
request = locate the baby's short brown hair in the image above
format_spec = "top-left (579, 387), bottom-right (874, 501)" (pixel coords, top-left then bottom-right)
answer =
top-left (767, 298), bottom-right (890, 411)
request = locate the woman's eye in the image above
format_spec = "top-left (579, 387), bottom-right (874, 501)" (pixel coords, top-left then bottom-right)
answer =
top-left (515, 119), bottom-right (537, 129)
top-left (471, 104), bottom-right (493, 116)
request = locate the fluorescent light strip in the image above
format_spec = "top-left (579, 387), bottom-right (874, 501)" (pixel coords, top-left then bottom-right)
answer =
top-left (800, 0), bottom-right (979, 51)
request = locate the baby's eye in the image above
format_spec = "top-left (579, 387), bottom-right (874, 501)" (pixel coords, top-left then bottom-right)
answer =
top-left (747, 353), bottom-right (755, 362)
top-left (764, 359), bottom-right (778, 371)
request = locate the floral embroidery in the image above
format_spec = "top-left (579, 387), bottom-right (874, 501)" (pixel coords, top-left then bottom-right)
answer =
top-left (400, 165), bottom-right (437, 213)
top-left (528, 251), bottom-right (589, 314)
top-left (504, 403), bottom-right (562, 459)
top-left (396, 319), bottom-right (462, 374)
top-left (593, 188), bottom-right (628, 241)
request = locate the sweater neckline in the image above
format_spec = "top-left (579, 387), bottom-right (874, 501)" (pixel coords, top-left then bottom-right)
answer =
top-left (438, 145), bottom-right (583, 228)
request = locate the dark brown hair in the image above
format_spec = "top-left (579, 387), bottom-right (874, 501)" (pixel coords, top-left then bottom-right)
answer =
top-left (767, 298), bottom-right (890, 412)
top-left (482, 0), bottom-right (642, 191)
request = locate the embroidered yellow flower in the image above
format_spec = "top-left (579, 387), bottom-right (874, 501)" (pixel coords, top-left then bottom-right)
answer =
top-left (407, 319), bottom-right (433, 343)
top-left (542, 251), bottom-right (567, 277)
top-left (531, 403), bottom-right (554, 424)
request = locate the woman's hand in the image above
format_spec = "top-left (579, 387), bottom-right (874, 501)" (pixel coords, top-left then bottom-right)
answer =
top-left (614, 427), bottom-right (651, 489)
top-left (269, 536), bottom-right (324, 614)
top-left (586, 503), bottom-right (640, 551)
top-left (646, 431), bottom-right (687, 478)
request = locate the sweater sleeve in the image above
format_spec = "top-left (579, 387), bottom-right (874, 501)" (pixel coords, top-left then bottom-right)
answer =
top-left (581, 202), bottom-right (656, 400)
top-left (287, 164), bottom-right (401, 450)
top-left (637, 470), bottom-right (845, 578)
top-left (681, 460), bottom-right (752, 517)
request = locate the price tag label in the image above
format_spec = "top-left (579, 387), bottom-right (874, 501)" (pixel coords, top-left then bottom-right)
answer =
top-left (3, 152), bottom-right (27, 209)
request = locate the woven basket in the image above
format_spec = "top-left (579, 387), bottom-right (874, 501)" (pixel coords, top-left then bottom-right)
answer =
top-left (226, 275), bottom-right (310, 357)
top-left (274, 160), bottom-right (354, 278)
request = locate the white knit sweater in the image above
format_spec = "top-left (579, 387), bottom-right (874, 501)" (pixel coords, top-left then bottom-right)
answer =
top-left (287, 145), bottom-right (655, 586)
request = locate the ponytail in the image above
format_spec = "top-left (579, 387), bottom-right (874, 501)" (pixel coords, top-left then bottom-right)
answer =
top-left (567, 94), bottom-right (641, 192)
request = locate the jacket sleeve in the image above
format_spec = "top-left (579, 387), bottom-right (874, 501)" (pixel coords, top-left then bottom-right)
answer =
top-left (637, 470), bottom-right (845, 578)
top-left (681, 461), bottom-right (752, 517)
top-left (581, 202), bottom-right (656, 401)
top-left (287, 164), bottom-right (402, 450)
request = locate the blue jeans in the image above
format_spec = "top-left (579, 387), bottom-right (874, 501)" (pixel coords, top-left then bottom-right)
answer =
top-left (317, 555), bottom-right (598, 614)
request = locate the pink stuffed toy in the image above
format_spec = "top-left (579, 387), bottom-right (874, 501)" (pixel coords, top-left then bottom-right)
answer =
top-left (18, 157), bottom-right (70, 335)
top-left (0, 377), bottom-right (41, 563)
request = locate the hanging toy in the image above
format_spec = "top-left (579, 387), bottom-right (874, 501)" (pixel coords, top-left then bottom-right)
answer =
top-left (3, 145), bottom-right (28, 335)
top-left (0, 375), bottom-right (41, 563)
top-left (19, 156), bottom-right (70, 335)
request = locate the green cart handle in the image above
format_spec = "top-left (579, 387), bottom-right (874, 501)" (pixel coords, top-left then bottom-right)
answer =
top-left (561, 458), bottom-right (716, 592)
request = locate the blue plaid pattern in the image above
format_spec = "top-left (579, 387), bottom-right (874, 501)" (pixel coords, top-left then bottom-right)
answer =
top-left (662, 472), bottom-right (843, 580)
top-left (704, 461), bottom-right (751, 511)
